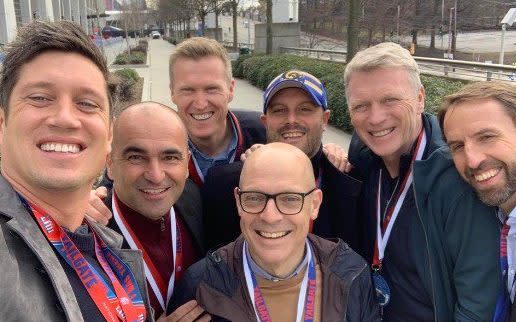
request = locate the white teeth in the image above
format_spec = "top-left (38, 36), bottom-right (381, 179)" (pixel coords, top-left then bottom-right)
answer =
top-left (40, 142), bottom-right (80, 153)
top-left (474, 169), bottom-right (500, 182)
top-left (191, 112), bottom-right (213, 120)
top-left (283, 132), bottom-right (303, 139)
top-left (371, 128), bottom-right (394, 137)
top-left (141, 188), bottom-right (167, 194)
top-left (258, 231), bottom-right (288, 239)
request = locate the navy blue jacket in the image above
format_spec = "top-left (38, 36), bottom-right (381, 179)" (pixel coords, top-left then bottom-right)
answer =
top-left (349, 113), bottom-right (500, 321)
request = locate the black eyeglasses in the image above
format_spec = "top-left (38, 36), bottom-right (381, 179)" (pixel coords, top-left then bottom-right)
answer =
top-left (236, 187), bottom-right (317, 215)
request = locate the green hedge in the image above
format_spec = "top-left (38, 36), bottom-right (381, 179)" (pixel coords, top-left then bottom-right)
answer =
top-left (232, 54), bottom-right (467, 132)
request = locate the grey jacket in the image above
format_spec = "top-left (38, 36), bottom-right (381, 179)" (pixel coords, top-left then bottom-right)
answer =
top-left (0, 175), bottom-right (153, 321)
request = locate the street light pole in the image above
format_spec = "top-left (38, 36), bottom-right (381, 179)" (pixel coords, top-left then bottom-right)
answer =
top-left (500, 23), bottom-right (507, 65)
top-left (448, 7), bottom-right (453, 56)
top-left (453, 0), bottom-right (457, 55)
top-left (397, 5), bottom-right (400, 43)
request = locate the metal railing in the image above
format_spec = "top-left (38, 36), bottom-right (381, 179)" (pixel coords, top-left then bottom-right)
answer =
top-left (221, 41), bottom-right (254, 50)
top-left (279, 46), bottom-right (516, 82)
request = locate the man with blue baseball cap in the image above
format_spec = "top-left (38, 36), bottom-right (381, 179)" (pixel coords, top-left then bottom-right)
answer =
top-left (202, 70), bottom-right (363, 253)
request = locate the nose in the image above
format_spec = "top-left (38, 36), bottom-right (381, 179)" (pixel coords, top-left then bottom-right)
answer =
top-left (464, 143), bottom-right (486, 170)
top-left (286, 109), bottom-right (298, 124)
top-left (48, 99), bottom-right (81, 129)
top-left (144, 159), bottom-right (166, 184)
top-left (258, 198), bottom-right (283, 223)
top-left (367, 104), bottom-right (386, 126)
top-left (192, 92), bottom-right (209, 111)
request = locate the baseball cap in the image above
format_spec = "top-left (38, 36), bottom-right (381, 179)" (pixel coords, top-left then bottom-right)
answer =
top-left (263, 70), bottom-right (328, 113)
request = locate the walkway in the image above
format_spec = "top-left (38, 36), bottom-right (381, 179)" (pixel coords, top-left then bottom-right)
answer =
top-left (107, 38), bottom-right (352, 149)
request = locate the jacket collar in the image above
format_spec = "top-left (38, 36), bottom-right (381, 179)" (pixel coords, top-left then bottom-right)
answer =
top-left (0, 174), bottom-right (84, 321)
top-left (348, 113), bottom-right (447, 177)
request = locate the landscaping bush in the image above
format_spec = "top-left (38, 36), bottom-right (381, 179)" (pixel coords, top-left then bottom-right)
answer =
top-left (110, 68), bottom-right (140, 103)
top-left (114, 68), bottom-right (139, 83)
top-left (114, 53), bottom-right (129, 65)
top-left (128, 52), bottom-right (146, 64)
top-left (233, 54), bottom-right (469, 132)
top-left (113, 41), bottom-right (148, 65)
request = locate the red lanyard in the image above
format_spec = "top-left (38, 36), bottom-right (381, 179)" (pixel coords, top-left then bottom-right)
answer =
top-left (29, 202), bottom-right (146, 322)
top-left (188, 111), bottom-right (245, 186)
top-left (243, 240), bottom-right (316, 322)
top-left (372, 129), bottom-right (426, 269)
top-left (112, 193), bottom-right (182, 312)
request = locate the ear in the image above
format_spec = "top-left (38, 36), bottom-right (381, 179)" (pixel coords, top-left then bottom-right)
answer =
top-left (227, 78), bottom-right (235, 103)
top-left (0, 108), bottom-right (6, 143)
top-left (322, 110), bottom-right (330, 130)
top-left (107, 121), bottom-right (113, 156)
top-left (106, 152), bottom-right (114, 180)
top-left (234, 187), bottom-right (243, 218)
top-left (260, 113), bottom-right (267, 126)
top-left (185, 150), bottom-right (191, 179)
top-left (309, 189), bottom-right (323, 221)
top-left (416, 86), bottom-right (425, 114)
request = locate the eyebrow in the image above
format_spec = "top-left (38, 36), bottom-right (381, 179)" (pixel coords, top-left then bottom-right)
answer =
top-left (121, 146), bottom-right (147, 156)
top-left (21, 81), bottom-right (106, 99)
top-left (446, 128), bottom-right (501, 145)
top-left (121, 146), bottom-right (184, 157)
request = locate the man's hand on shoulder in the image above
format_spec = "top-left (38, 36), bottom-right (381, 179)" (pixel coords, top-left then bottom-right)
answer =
top-left (86, 186), bottom-right (112, 225)
top-left (323, 143), bottom-right (353, 173)
top-left (159, 300), bottom-right (211, 322)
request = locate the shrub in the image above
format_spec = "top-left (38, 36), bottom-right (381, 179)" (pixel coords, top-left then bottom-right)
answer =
top-left (114, 68), bottom-right (139, 83)
top-left (129, 52), bottom-right (146, 64)
top-left (114, 53), bottom-right (129, 65)
top-left (110, 68), bottom-right (140, 103)
top-left (233, 54), bottom-right (470, 132)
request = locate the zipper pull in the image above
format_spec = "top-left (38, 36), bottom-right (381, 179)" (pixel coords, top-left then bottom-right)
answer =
top-left (160, 217), bottom-right (165, 232)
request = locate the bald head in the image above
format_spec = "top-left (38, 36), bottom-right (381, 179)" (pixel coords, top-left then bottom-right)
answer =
top-left (112, 101), bottom-right (188, 152)
top-left (236, 143), bottom-right (322, 278)
top-left (240, 142), bottom-right (315, 190)
top-left (107, 101), bottom-right (190, 220)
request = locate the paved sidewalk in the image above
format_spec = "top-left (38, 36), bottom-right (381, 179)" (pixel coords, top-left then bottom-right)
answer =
top-left (109, 38), bottom-right (352, 149)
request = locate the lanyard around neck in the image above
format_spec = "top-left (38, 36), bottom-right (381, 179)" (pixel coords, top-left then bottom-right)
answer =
top-left (112, 194), bottom-right (181, 312)
top-left (242, 240), bottom-right (317, 322)
top-left (373, 129), bottom-right (427, 269)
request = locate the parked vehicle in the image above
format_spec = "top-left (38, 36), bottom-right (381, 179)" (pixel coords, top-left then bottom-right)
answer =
top-left (151, 31), bottom-right (161, 39)
top-left (102, 26), bottom-right (125, 38)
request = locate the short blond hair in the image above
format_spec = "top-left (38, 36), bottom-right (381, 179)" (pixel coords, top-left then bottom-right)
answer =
top-left (169, 37), bottom-right (232, 88)
top-left (438, 81), bottom-right (516, 139)
top-left (344, 42), bottom-right (422, 98)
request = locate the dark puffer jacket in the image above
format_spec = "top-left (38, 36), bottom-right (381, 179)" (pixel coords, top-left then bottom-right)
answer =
top-left (168, 234), bottom-right (380, 321)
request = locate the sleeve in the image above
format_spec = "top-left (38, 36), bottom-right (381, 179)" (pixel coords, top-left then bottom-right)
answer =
top-left (443, 189), bottom-right (500, 321)
top-left (345, 267), bottom-right (381, 322)
top-left (166, 263), bottom-right (201, 315)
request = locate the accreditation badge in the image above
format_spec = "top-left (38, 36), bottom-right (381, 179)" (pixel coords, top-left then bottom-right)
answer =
top-left (372, 270), bottom-right (391, 307)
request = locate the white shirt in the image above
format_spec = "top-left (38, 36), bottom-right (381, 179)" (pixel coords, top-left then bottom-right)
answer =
top-left (499, 207), bottom-right (516, 302)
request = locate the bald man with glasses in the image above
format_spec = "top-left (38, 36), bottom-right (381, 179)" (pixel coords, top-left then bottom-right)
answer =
top-left (168, 143), bottom-right (379, 321)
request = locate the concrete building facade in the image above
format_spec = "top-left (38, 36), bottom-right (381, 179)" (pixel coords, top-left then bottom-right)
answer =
top-left (1, 0), bottom-right (105, 45)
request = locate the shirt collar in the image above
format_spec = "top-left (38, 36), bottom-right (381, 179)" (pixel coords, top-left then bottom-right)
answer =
top-left (188, 114), bottom-right (238, 163)
top-left (498, 207), bottom-right (516, 225)
top-left (245, 240), bottom-right (309, 282)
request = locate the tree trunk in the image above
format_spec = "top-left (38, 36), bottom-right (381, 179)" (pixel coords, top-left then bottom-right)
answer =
top-left (266, 0), bottom-right (273, 54)
top-left (215, 8), bottom-right (220, 41)
top-left (232, 0), bottom-right (238, 52)
top-left (430, 26), bottom-right (436, 48)
top-left (347, 0), bottom-right (360, 62)
top-left (201, 14), bottom-right (206, 36)
top-left (367, 27), bottom-right (373, 46)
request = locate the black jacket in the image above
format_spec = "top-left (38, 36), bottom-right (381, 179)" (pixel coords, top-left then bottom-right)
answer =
top-left (168, 234), bottom-right (380, 321)
top-left (202, 147), bottom-right (363, 253)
